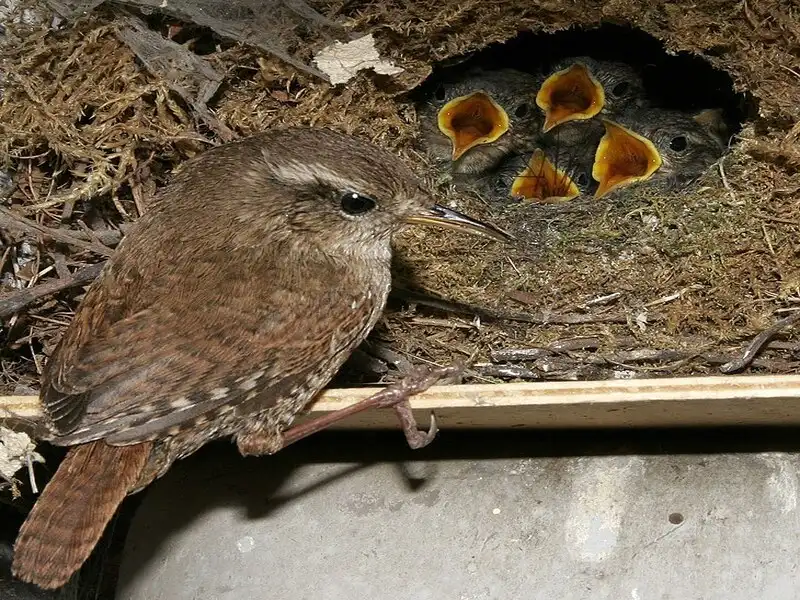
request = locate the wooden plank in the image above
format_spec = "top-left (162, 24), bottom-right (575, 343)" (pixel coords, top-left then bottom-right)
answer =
top-left (4, 374), bottom-right (800, 432)
top-left (301, 374), bottom-right (800, 429)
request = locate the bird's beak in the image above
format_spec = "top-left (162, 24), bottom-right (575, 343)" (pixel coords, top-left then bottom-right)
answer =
top-left (592, 119), bottom-right (663, 198)
top-left (510, 149), bottom-right (580, 203)
top-left (536, 63), bottom-right (605, 132)
top-left (437, 91), bottom-right (510, 161)
top-left (406, 204), bottom-right (514, 242)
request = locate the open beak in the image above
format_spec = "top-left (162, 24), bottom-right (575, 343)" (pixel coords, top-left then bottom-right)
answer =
top-left (536, 62), bottom-right (605, 132)
top-left (592, 119), bottom-right (662, 198)
top-left (406, 204), bottom-right (514, 243)
top-left (510, 149), bottom-right (580, 203)
top-left (437, 91), bottom-right (510, 161)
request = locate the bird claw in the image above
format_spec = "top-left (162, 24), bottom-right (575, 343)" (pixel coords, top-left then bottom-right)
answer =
top-left (276, 364), bottom-right (461, 452)
top-left (395, 407), bottom-right (438, 450)
top-left (373, 364), bottom-right (463, 409)
top-left (373, 364), bottom-right (458, 450)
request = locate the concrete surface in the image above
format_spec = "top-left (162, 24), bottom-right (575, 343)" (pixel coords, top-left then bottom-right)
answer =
top-left (116, 430), bottom-right (800, 600)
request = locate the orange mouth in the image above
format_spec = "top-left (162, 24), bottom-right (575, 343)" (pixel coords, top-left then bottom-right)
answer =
top-left (437, 91), bottom-right (510, 160)
top-left (536, 62), bottom-right (605, 132)
top-left (510, 149), bottom-right (580, 203)
top-left (592, 120), bottom-right (663, 198)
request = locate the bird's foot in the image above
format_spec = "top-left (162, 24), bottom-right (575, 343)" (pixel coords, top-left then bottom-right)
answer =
top-left (369, 364), bottom-right (461, 449)
top-left (276, 364), bottom-right (463, 451)
top-left (392, 399), bottom-right (438, 450)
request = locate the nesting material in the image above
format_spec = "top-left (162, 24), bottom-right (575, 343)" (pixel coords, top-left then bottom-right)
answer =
top-left (313, 34), bottom-right (404, 85)
top-left (0, 0), bottom-right (799, 395)
top-left (0, 427), bottom-right (43, 490)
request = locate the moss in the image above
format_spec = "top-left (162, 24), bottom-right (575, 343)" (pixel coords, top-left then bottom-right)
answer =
top-left (1, 0), bottom-right (799, 390)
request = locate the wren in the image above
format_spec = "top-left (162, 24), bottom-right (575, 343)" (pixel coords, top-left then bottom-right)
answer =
top-left (11, 126), bottom-right (510, 590)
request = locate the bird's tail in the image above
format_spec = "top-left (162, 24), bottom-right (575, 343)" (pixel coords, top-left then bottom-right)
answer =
top-left (12, 440), bottom-right (151, 590)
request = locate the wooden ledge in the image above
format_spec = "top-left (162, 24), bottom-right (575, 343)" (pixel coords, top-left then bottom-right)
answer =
top-left (4, 374), bottom-right (800, 433)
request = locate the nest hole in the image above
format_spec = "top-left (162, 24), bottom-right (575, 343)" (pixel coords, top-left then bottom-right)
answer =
top-left (416, 23), bottom-right (755, 134)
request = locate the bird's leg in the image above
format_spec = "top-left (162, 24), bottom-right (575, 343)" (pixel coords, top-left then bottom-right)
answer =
top-left (390, 398), bottom-right (438, 450)
top-left (277, 364), bottom-right (462, 452)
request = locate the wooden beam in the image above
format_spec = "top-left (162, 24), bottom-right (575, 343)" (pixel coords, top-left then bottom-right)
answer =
top-left (4, 374), bottom-right (800, 433)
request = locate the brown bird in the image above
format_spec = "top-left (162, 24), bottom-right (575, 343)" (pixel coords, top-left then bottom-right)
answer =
top-left (12, 127), bottom-right (510, 590)
top-left (416, 68), bottom-right (544, 175)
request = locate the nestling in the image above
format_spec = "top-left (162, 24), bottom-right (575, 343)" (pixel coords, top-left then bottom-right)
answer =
top-left (473, 141), bottom-right (597, 204)
top-left (12, 127), bottom-right (509, 590)
top-left (592, 107), bottom-right (727, 196)
top-left (536, 56), bottom-right (647, 132)
top-left (416, 68), bottom-right (543, 175)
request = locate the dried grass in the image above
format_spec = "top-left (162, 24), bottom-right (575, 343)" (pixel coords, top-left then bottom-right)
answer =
top-left (1, 0), bottom-right (800, 392)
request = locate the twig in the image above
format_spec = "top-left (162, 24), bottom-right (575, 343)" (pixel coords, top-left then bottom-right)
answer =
top-left (0, 206), bottom-right (114, 257)
top-left (582, 292), bottom-right (622, 308)
top-left (761, 223), bottom-right (775, 255)
top-left (116, 14), bottom-right (237, 142)
top-left (755, 213), bottom-right (800, 227)
top-left (393, 287), bottom-right (646, 325)
top-left (410, 317), bottom-right (475, 329)
top-left (0, 262), bottom-right (105, 319)
top-left (489, 347), bottom-right (552, 362)
top-left (644, 285), bottom-right (704, 308)
top-left (489, 336), bottom-right (800, 375)
top-left (718, 160), bottom-right (738, 204)
top-left (720, 311), bottom-right (800, 373)
top-left (473, 363), bottom-right (541, 379)
top-left (781, 64), bottom-right (800, 80)
top-left (473, 361), bottom-right (610, 381)
top-left (548, 337), bottom-right (603, 352)
top-left (360, 340), bottom-right (414, 374)
top-left (741, 0), bottom-right (760, 29)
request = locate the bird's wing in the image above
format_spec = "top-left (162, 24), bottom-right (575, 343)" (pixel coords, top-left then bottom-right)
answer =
top-left (41, 253), bottom-right (376, 446)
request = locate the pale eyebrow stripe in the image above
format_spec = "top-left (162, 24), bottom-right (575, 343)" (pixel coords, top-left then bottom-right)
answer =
top-left (264, 157), bottom-right (369, 192)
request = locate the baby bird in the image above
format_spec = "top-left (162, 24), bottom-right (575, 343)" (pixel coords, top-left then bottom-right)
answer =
top-left (416, 68), bottom-right (544, 175)
top-left (536, 56), bottom-right (647, 132)
top-left (471, 118), bottom-right (603, 203)
top-left (592, 107), bottom-right (728, 197)
top-left (472, 139), bottom-right (599, 204)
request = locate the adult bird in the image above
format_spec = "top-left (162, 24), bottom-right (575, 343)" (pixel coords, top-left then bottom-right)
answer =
top-left (12, 127), bottom-right (510, 590)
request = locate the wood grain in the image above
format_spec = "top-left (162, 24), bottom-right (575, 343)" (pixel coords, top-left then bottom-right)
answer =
top-left (4, 374), bottom-right (800, 432)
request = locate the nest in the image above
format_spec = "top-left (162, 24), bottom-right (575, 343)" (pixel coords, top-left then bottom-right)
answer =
top-left (1, 0), bottom-right (800, 393)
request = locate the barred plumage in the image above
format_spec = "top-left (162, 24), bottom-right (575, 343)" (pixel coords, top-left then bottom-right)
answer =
top-left (12, 126), bottom-right (508, 590)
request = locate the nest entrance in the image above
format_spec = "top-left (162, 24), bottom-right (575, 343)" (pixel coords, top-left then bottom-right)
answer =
top-left (411, 23), bottom-right (754, 140)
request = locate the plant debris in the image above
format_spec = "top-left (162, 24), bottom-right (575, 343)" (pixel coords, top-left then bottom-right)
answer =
top-left (1, 0), bottom-right (799, 396)
top-left (313, 33), bottom-right (404, 84)
top-left (0, 427), bottom-right (43, 494)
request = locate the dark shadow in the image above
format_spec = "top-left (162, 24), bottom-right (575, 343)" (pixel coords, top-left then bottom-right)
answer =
top-left (13, 425), bottom-right (800, 598)
top-left (408, 23), bottom-right (756, 136)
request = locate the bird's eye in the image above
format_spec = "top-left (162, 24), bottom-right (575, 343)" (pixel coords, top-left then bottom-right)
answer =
top-left (611, 81), bottom-right (630, 97)
top-left (670, 135), bottom-right (688, 152)
top-left (434, 85), bottom-right (446, 101)
top-left (340, 192), bottom-right (377, 215)
top-left (514, 103), bottom-right (530, 118)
